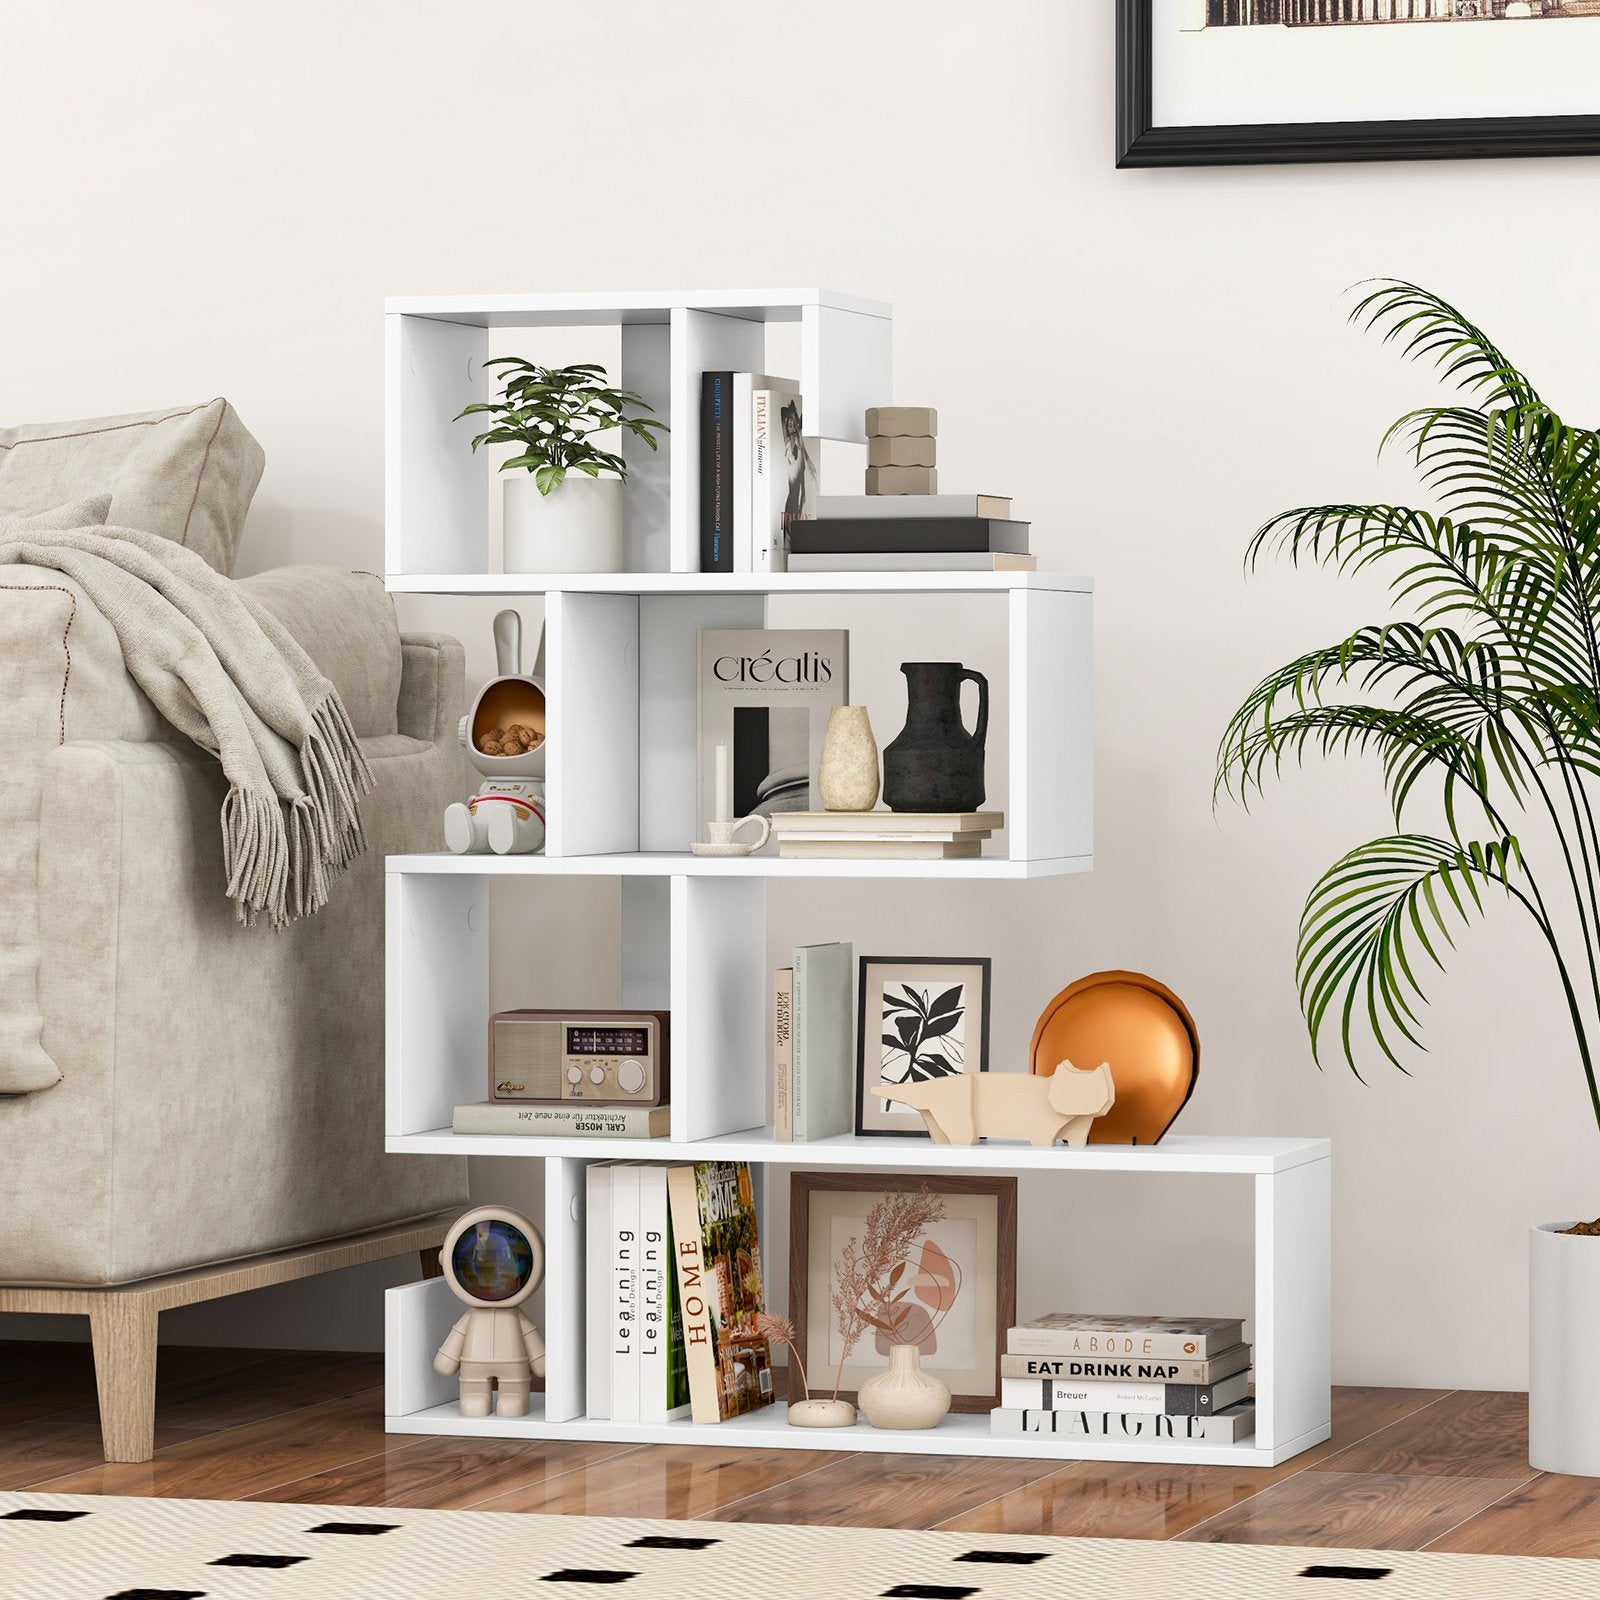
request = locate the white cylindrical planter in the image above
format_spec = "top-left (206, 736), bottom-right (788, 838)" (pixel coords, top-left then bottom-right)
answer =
top-left (1530, 1222), bottom-right (1600, 1475)
top-left (503, 474), bottom-right (623, 574)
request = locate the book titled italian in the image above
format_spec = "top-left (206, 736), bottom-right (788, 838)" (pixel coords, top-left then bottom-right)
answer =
top-left (1007, 1313), bottom-right (1245, 1360)
top-left (666, 1161), bottom-right (774, 1424)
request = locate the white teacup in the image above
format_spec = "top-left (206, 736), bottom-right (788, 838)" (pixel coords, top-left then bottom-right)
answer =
top-left (692, 813), bottom-right (771, 857)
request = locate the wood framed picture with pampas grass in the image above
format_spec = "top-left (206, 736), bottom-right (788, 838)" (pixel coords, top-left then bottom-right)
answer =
top-left (788, 1171), bottom-right (1017, 1413)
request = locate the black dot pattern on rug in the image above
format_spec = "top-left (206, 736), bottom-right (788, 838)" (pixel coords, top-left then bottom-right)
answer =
top-left (209, 1554), bottom-right (308, 1568)
top-left (625, 1535), bottom-right (721, 1551)
top-left (4, 1508), bottom-right (91, 1521)
top-left (881, 1588), bottom-right (980, 1599)
top-left (1299, 1567), bottom-right (1394, 1582)
top-left (955, 1550), bottom-right (1049, 1564)
top-left (103, 1591), bottom-right (206, 1599)
top-left (539, 1573), bottom-right (638, 1586)
top-left (306, 1521), bottom-right (400, 1536)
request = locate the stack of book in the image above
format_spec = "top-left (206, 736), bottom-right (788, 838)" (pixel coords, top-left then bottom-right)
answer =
top-left (772, 942), bottom-right (853, 1142)
top-left (771, 810), bottom-right (1003, 861)
top-left (787, 494), bottom-right (1034, 574)
top-left (990, 1313), bottom-right (1256, 1443)
top-left (586, 1160), bottom-right (775, 1426)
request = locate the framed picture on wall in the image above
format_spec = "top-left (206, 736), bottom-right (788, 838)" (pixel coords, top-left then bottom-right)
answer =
top-left (1117, 0), bottom-right (1600, 168)
top-left (789, 1171), bottom-right (1017, 1413)
top-left (855, 956), bottom-right (992, 1137)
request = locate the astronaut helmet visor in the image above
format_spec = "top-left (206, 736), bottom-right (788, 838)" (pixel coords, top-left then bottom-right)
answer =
top-left (450, 1218), bottom-right (536, 1302)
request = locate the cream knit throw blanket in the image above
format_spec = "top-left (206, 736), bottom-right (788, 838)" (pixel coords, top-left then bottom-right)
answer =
top-left (0, 523), bottom-right (371, 926)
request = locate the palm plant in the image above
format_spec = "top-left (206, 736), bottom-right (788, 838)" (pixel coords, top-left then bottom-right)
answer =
top-left (1216, 282), bottom-right (1600, 1172)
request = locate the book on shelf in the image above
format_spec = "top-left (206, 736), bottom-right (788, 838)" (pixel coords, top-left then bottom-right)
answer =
top-left (611, 1163), bottom-right (641, 1422)
top-left (666, 1161), bottom-right (775, 1424)
top-left (700, 371), bottom-right (732, 573)
top-left (816, 493), bottom-right (1012, 521)
top-left (696, 629), bottom-right (848, 839)
top-left (773, 966), bottom-right (794, 1144)
top-left (729, 373), bottom-right (793, 573)
top-left (792, 941), bottom-right (854, 1141)
top-left (772, 810), bottom-right (1004, 834)
top-left (999, 1343), bottom-right (1251, 1385)
top-left (787, 552), bottom-right (1038, 574)
top-left (637, 1165), bottom-right (688, 1423)
top-left (788, 518), bottom-right (1030, 557)
top-left (1007, 1313), bottom-right (1246, 1361)
top-left (452, 1101), bottom-right (671, 1139)
top-left (989, 1401), bottom-right (1256, 1444)
top-left (750, 381), bottom-right (809, 573)
top-left (999, 1368), bottom-right (1251, 1418)
top-left (585, 1163), bottom-right (616, 1420)
top-left (779, 838), bottom-right (983, 861)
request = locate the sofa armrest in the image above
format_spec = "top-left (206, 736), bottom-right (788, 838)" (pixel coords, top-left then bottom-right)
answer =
top-left (397, 632), bottom-right (467, 749)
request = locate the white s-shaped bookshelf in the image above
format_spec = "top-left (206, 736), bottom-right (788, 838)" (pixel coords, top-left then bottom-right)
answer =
top-left (382, 287), bottom-right (1332, 1468)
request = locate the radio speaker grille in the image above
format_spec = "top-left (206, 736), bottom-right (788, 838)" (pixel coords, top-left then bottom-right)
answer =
top-left (492, 1019), bottom-right (563, 1099)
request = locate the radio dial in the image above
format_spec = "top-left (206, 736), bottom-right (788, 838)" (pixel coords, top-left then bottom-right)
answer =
top-left (589, 1066), bottom-right (606, 1085)
top-left (617, 1058), bottom-right (646, 1094)
top-left (566, 1066), bottom-right (582, 1084)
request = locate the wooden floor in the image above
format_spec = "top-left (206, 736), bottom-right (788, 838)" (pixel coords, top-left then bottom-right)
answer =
top-left (1, 1341), bottom-right (1594, 1556)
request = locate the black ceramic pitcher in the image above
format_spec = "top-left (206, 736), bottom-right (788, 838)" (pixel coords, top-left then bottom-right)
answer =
top-left (882, 662), bottom-right (989, 812)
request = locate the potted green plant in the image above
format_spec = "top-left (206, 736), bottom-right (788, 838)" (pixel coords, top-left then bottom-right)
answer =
top-left (456, 358), bottom-right (666, 574)
top-left (1216, 281), bottom-right (1600, 1475)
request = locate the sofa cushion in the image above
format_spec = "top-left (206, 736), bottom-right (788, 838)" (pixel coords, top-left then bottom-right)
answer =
top-left (0, 400), bottom-right (265, 576)
top-left (237, 567), bottom-right (402, 738)
top-left (0, 493), bottom-right (112, 533)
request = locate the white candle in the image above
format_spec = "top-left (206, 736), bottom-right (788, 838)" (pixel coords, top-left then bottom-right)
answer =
top-left (714, 742), bottom-right (731, 827)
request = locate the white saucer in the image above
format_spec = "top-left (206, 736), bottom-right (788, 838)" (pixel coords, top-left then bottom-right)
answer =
top-left (690, 841), bottom-right (760, 857)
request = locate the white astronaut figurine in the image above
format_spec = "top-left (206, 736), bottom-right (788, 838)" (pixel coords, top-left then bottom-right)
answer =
top-left (432, 1205), bottom-right (547, 1419)
top-left (444, 609), bottom-right (548, 856)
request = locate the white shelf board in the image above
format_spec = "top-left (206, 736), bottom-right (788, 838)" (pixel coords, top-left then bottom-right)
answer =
top-left (386, 1128), bottom-right (1331, 1176)
top-left (384, 1397), bottom-right (1310, 1468)
top-left (387, 851), bottom-right (1092, 881)
top-left (385, 287), bottom-right (891, 326)
top-left (384, 571), bottom-right (1092, 596)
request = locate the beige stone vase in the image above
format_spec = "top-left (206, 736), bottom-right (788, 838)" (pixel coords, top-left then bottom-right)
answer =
top-left (818, 705), bottom-right (880, 811)
top-left (856, 1343), bottom-right (951, 1430)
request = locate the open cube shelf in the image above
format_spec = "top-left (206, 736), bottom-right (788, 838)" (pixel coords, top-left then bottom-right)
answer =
top-left (386, 287), bottom-right (892, 580)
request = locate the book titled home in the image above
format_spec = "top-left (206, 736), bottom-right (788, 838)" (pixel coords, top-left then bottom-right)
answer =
top-left (666, 1161), bottom-right (774, 1424)
top-left (1007, 1313), bottom-right (1246, 1361)
top-left (696, 629), bottom-right (848, 839)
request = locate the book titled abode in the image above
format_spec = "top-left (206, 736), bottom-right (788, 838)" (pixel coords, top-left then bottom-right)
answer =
top-left (666, 1161), bottom-right (774, 1424)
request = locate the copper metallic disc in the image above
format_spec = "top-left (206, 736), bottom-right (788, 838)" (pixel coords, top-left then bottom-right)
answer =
top-left (1028, 971), bottom-right (1199, 1146)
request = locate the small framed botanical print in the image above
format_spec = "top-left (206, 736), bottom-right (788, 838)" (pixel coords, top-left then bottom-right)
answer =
top-left (789, 1170), bottom-right (1018, 1413)
top-left (855, 956), bottom-right (992, 1137)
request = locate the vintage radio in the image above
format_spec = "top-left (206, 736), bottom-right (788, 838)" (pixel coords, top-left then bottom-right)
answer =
top-left (489, 1010), bottom-right (669, 1106)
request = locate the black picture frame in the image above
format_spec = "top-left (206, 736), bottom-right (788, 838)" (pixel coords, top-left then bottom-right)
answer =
top-left (854, 956), bottom-right (993, 1138)
top-left (1116, 0), bottom-right (1600, 168)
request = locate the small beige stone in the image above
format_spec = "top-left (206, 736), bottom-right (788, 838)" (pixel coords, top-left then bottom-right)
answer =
top-left (865, 406), bottom-right (938, 438)
top-left (865, 464), bottom-right (938, 495)
top-left (868, 435), bottom-right (936, 468)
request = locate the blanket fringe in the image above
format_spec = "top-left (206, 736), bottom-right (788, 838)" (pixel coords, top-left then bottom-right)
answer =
top-left (222, 698), bottom-right (371, 927)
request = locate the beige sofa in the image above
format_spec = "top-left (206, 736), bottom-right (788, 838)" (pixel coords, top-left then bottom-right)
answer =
top-left (0, 402), bottom-right (468, 1295)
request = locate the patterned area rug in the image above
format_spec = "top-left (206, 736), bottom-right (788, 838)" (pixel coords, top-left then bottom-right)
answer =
top-left (2, 1492), bottom-right (1597, 1599)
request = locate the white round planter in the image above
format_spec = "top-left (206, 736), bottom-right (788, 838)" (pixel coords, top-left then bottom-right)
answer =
top-left (1529, 1222), bottom-right (1600, 1475)
top-left (503, 474), bottom-right (622, 574)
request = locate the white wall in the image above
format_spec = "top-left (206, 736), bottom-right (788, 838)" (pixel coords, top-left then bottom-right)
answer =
top-left (4, 0), bottom-right (1599, 1388)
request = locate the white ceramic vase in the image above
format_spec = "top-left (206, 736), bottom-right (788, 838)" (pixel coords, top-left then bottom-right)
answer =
top-left (503, 474), bottom-right (623, 574)
top-left (818, 706), bottom-right (880, 811)
top-left (787, 1397), bottom-right (857, 1429)
top-left (1529, 1222), bottom-right (1600, 1474)
top-left (856, 1343), bottom-right (951, 1430)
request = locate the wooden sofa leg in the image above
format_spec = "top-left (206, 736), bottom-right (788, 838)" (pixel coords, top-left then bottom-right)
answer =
top-left (88, 1294), bottom-right (160, 1464)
